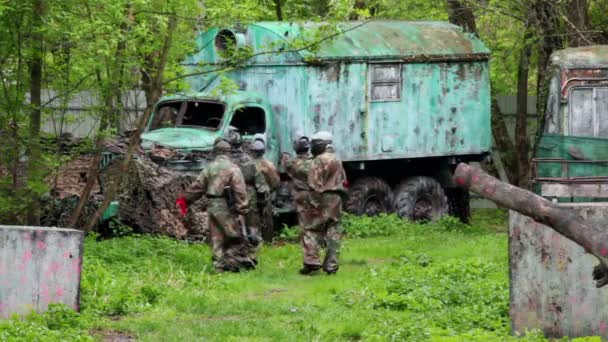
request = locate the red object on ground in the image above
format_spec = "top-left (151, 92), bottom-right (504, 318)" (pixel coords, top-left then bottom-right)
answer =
top-left (176, 197), bottom-right (188, 216)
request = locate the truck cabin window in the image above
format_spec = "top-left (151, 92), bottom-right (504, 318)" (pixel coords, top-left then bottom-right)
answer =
top-left (569, 87), bottom-right (608, 138)
top-left (150, 101), bottom-right (225, 131)
top-left (229, 107), bottom-right (266, 136)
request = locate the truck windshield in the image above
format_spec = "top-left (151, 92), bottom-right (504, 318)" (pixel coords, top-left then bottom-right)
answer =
top-left (569, 87), bottom-right (608, 138)
top-left (149, 101), bottom-right (225, 131)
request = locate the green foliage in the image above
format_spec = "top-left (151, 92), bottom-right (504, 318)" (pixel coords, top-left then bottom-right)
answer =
top-left (0, 304), bottom-right (92, 342)
top-left (278, 224), bottom-right (300, 242)
top-left (9, 209), bottom-right (601, 340)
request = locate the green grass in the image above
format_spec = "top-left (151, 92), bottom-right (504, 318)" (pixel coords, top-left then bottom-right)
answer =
top-left (0, 209), bottom-right (601, 341)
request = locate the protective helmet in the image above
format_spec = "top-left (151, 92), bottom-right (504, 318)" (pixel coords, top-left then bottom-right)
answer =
top-left (250, 139), bottom-right (265, 152)
top-left (311, 131), bottom-right (332, 156)
top-left (311, 131), bottom-right (333, 143)
top-left (293, 135), bottom-right (310, 154)
top-left (252, 133), bottom-right (266, 144)
top-left (226, 126), bottom-right (242, 146)
top-left (213, 137), bottom-right (231, 152)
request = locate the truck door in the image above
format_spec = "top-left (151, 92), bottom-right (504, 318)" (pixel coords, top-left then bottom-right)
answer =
top-left (229, 105), bottom-right (277, 163)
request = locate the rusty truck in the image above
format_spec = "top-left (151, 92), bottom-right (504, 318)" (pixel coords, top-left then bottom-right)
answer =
top-left (110, 21), bottom-right (492, 232)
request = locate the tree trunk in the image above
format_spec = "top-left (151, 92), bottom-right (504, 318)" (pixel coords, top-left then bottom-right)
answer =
top-left (566, 0), bottom-right (590, 47)
top-left (444, 0), bottom-right (518, 184)
top-left (274, 0), bottom-right (283, 21)
top-left (446, 0), bottom-right (477, 35)
top-left (84, 15), bottom-right (178, 232)
top-left (490, 94), bottom-right (517, 183)
top-left (531, 0), bottom-right (564, 168)
top-left (514, 24), bottom-right (533, 188)
top-left (27, 0), bottom-right (45, 226)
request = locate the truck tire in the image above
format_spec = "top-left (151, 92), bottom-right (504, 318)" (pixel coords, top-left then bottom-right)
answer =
top-left (393, 176), bottom-right (448, 222)
top-left (447, 188), bottom-right (471, 223)
top-left (345, 177), bottom-right (393, 216)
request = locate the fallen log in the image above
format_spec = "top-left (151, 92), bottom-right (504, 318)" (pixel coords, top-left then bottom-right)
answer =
top-left (453, 162), bottom-right (608, 288)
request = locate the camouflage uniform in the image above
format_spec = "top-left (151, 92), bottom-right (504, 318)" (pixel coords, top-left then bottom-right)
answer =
top-left (303, 131), bottom-right (347, 274)
top-left (227, 128), bottom-right (269, 262)
top-left (284, 140), bottom-right (315, 231)
top-left (182, 138), bottom-right (252, 272)
top-left (250, 136), bottom-right (281, 240)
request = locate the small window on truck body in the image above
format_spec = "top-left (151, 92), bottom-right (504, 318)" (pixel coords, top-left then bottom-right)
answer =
top-left (229, 106), bottom-right (266, 136)
top-left (569, 87), bottom-right (608, 137)
top-left (370, 64), bottom-right (401, 102)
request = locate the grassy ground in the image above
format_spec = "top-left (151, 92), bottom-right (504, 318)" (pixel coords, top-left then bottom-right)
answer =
top-left (0, 210), bottom-right (600, 341)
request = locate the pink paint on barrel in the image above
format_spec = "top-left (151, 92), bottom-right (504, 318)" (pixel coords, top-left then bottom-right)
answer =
top-left (36, 240), bottom-right (46, 250)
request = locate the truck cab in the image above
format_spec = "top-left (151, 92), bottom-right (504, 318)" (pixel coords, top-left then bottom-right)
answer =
top-left (534, 46), bottom-right (608, 201)
top-left (139, 91), bottom-right (277, 173)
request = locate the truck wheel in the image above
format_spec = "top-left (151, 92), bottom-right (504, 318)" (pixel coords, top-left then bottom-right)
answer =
top-left (447, 187), bottom-right (471, 223)
top-left (393, 176), bottom-right (448, 222)
top-left (345, 177), bottom-right (393, 216)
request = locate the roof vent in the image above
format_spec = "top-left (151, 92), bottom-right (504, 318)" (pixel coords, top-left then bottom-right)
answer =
top-left (215, 29), bottom-right (246, 59)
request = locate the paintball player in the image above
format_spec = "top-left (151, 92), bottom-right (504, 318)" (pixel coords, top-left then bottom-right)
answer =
top-left (226, 127), bottom-right (269, 264)
top-left (175, 137), bottom-right (254, 272)
top-left (249, 134), bottom-right (281, 240)
top-left (281, 136), bottom-right (319, 274)
top-left (302, 131), bottom-right (347, 275)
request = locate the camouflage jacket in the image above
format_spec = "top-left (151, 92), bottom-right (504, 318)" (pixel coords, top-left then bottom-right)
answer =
top-left (285, 154), bottom-right (312, 192)
top-left (184, 154), bottom-right (249, 215)
top-left (230, 150), bottom-right (269, 195)
top-left (255, 157), bottom-right (280, 191)
top-left (308, 151), bottom-right (347, 195)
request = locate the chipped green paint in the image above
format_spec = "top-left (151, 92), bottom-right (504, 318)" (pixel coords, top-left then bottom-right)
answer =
top-left (251, 21), bottom-right (490, 61)
top-left (163, 21), bottom-right (493, 167)
top-left (550, 45), bottom-right (608, 69)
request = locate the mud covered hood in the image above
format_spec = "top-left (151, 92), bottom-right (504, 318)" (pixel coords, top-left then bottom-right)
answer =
top-left (140, 128), bottom-right (216, 151)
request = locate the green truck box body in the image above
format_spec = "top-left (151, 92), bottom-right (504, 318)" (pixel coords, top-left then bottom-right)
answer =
top-left (142, 21), bottom-right (492, 166)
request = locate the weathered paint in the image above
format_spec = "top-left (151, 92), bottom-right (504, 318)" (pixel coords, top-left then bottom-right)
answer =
top-left (0, 225), bottom-right (84, 318)
top-left (536, 135), bottom-right (608, 179)
top-left (146, 21), bottom-right (491, 167)
top-left (535, 46), bottom-right (608, 201)
top-left (551, 45), bottom-right (608, 69)
top-left (510, 208), bottom-right (608, 339)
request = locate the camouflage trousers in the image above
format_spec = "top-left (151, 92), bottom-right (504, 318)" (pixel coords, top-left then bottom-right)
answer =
top-left (245, 187), bottom-right (263, 262)
top-left (245, 207), bottom-right (262, 262)
top-left (300, 193), bottom-right (343, 272)
top-left (207, 199), bottom-right (254, 272)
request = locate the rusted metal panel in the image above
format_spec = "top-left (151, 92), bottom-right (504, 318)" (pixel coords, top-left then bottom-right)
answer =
top-left (551, 45), bottom-right (608, 69)
top-left (510, 207), bottom-right (608, 338)
top-left (249, 21), bottom-right (490, 63)
top-left (0, 226), bottom-right (84, 318)
top-left (212, 59), bottom-right (491, 162)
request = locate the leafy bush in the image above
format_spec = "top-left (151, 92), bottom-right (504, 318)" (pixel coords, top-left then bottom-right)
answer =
top-left (0, 304), bottom-right (92, 342)
top-left (278, 224), bottom-right (300, 242)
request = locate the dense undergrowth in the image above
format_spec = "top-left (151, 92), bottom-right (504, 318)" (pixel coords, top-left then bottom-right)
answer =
top-left (0, 209), bottom-right (600, 341)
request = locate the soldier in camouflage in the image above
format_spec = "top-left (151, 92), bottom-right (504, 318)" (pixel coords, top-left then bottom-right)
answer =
top-left (302, 131), bottom-right (347, 275)
top-left (249, 134), bottom-right (280, 240)
top-left (250, 134), bottom-right (280, 191)
top-left (226, 127), bottom-right (269, 263)
top-left (176, 137), bottom-right (253, 272)
top-left (281, 136), bottom-right (319, 271)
